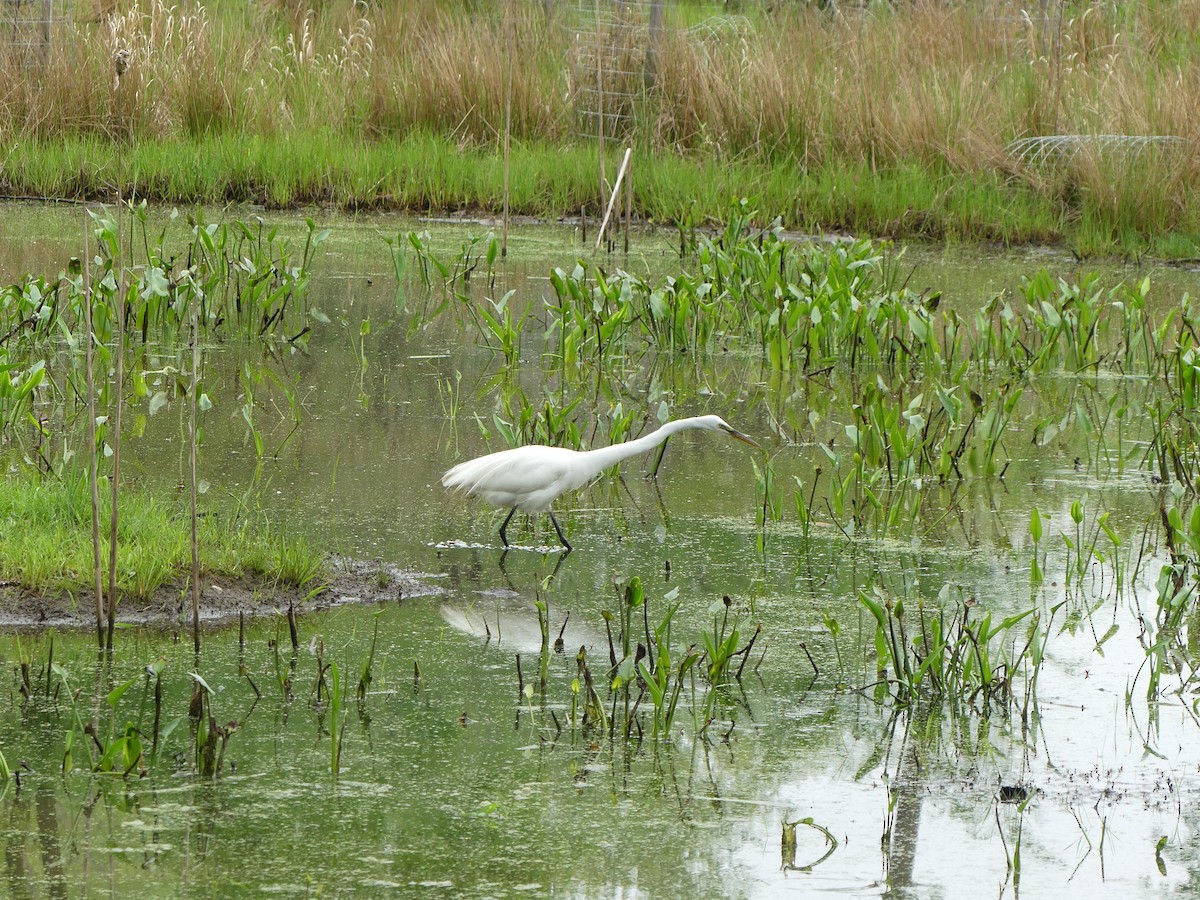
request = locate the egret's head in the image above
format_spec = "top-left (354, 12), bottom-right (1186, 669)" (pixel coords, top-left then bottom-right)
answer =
top-left (699, 415), bottom-right (763, 451)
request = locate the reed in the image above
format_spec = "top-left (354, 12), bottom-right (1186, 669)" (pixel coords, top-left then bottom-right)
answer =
top-left (188, 292), bottom-right (201, 654)
top-left (105, 202), bottom-right (127, 652)
top-left (81, 222), bottom-right (105, 649)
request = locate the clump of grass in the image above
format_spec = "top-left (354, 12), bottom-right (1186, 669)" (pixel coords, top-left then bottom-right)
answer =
top-left (0, 471), bottom-right (325, 600)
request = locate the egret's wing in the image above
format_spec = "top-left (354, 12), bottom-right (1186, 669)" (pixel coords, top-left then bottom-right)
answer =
top-left (442, 447), bottom-right (575, 509)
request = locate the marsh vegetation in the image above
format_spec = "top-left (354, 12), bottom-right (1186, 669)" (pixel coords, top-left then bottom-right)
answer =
top-left (0, 202), bottom-right (1198, 895)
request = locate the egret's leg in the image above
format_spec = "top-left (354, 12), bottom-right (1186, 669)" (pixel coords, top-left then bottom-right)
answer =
top-left (499, 508), bottom-right (517, 547)
top-left (548, 511), bottom-right (572, 551)
top-left (650, 436), bottom-right (671, 478)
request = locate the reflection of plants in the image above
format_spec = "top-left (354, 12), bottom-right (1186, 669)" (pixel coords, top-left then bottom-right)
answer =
top-left (751, 456), bottom-right (779, 552)
top-left (353, 316), bottom-right (370, 407)
top-left (781, 817), bottom-right (839, 872)
top-left (239, 362), bottom-right (305, 460)
top-left (330, 662), bottom-right (346, 777)
top-left (436, 370), bottom-right (463, 421)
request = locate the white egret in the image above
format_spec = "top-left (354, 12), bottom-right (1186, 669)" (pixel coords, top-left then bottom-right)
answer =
top-left (441, 414), bottom-right (763, 550)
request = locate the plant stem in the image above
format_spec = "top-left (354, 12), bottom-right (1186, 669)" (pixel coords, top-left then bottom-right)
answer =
top-left (189, 298), bottom-right (201, 656)
top-left (82, 217), bottom-right (105, 651)
top-left (106, 195), bottom-right (126, 651)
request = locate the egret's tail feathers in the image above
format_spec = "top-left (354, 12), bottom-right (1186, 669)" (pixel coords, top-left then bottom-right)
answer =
top-left (441, 453), bottom-right (515, 498)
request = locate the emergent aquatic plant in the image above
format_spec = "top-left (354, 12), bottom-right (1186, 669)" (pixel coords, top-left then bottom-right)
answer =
top-left (859, 585), bottom-right (1056, 715)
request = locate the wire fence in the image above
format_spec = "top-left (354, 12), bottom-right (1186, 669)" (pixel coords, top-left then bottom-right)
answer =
top-left (463, 0), bottom-right (661, 140)
top-left (1007, 134), bottom-right (1188, 166)
top-left (0, 0), bottom-right (72, 62)
top-left (564, 0), bottom-right (661, 141)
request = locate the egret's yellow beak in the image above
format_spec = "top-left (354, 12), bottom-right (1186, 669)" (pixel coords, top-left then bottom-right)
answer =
top-left (721, 424), bottom-right (764, 452)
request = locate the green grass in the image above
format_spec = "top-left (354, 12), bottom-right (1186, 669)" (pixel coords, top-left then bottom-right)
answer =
top-left (4, 132), bottom-right (1198, 256)
top-left (0, 471), bottom-right (325, 600)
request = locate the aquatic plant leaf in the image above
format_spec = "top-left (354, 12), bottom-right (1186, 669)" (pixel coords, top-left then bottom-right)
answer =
top-left (141, 267), bottom-right (170, 300)
top-left (106, 674), bottom-right (141, 708)
top-left (190, 672), bottom-right (214, 695)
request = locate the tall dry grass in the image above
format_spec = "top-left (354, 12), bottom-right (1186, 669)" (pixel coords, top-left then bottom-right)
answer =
top-left (2, 0), bottom-right (1200, 236)
top-left (364, 7), bottom-right (567, 143)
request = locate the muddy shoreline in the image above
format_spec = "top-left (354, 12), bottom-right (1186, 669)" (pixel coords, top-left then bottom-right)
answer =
top-left (0, 557), bottom-right (445, 631)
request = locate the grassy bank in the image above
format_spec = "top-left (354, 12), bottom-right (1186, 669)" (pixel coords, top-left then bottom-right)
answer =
top-left (2, 132), bottom-right (1182, 255)
top-left (0, 473), bottom-right (324, 600)
top-left (3, 0), bottom-right (1200, 255)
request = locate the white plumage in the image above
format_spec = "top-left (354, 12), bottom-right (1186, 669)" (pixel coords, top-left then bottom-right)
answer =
top-left (442, 414), bottom-right (762, 550)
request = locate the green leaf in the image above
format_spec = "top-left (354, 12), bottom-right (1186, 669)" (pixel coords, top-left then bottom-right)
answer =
top-left (1094, 623), bottom-right (1119, 653)
top-left (190, 672), bottom-right (214, 695)
top-left (625, 577), bottom-right (644, 608)
top-left (1099, 514), bottom-right (1122, 547)
top-left (106, 674), bottom-right (141, 708)
top-left (859, 591), bottom-right (888, 629)
top-left (148, 391), bottom-right (168, 416)
top-left (140, 266), bottom-right (170, 300)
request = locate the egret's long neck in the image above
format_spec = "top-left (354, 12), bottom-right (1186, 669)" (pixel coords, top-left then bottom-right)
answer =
top-left (582, 418), bottom-right (700, 474)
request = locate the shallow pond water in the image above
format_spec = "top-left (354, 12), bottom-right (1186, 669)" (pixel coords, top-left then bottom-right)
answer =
top-left (2, 203), bottom-right (1200, 897)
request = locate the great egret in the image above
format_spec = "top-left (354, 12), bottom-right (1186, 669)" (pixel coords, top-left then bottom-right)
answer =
top-left (441, 414), bottom-right (763, 550)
